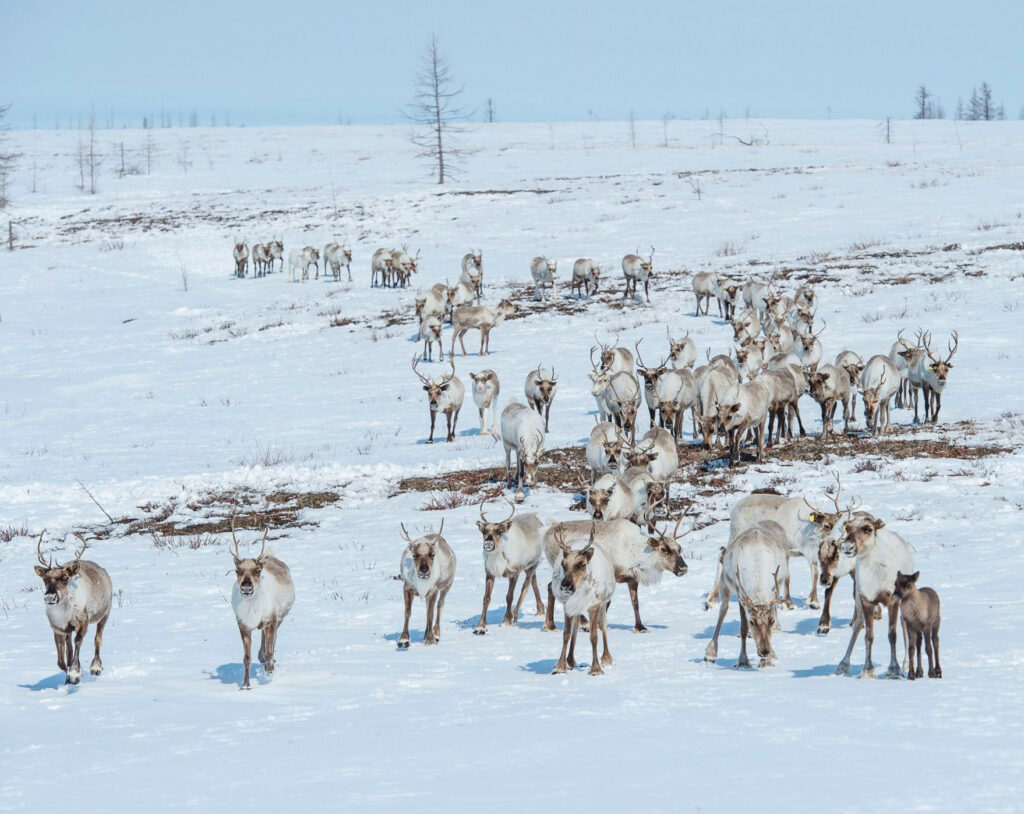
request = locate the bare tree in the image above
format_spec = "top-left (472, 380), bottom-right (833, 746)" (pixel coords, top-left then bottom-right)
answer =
top-left (85, 107), bottom-right (100, 194)
top-left (914, 85), bottom-right (933, 119)
top-left (485, 97), bottom-right (495, 123)
top-left (405, 35), bottom-right (471, 184)
top-left (0, 103), bottom-right (20, 209)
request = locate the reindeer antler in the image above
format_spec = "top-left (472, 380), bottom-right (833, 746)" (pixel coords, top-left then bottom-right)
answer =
top-left (480, 496), bottom-right (516, 525)
top-left (36, 530), bottom-right (51, 569)
top-left (71, 533), bottom-right (89, 563)
top-left (229, 513), bottom-right (242, 560)
top-left (635, 338), bottom-right (648, 371)
top-left (411, 354), bottom-right (431, 385)
top-left (946, 330), bottom-right (959, 363)
top-left (399, 523), bottom-right (415, 544)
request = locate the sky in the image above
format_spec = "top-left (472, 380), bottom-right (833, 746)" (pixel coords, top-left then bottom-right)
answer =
top-left (3, 0), bottom-right (1023, 127)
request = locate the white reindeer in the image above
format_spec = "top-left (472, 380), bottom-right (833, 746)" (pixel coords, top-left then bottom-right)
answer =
top-left (860, 354), bottom-right (900, 434)
top-left (622, 247), bottom-right (654, 302)
top-left (693, 271), bottom-right (720, 316)
top-left (808, 363), bottom-right (852, 436)
top-left (418, 315), bottom-right (444, 362)
top-left (585, 422), bottom-right (630, 481)
top-left (500, 402), bottom-right (545, 501)
top-left (451, 299), bottom-right (516, 357)
top-left (530, 256), bottom-right (559, 301)
top-left (288, 246), bottom-right (320, 282)
top-left (412, 356), bottom-right (464, 444)
top-left (233, 240), bottom-right (249, 278)
top-left (524, 364), bottom-right (558, 432)
top-left (460, 250), bottom-right (484, 300)
top-left (468, 370), bottom-right (500, 434)
top-left (473, 500), bottom-right (545, 634)
top-left (704, 520), bottom-right (789, 668)
top-left (571, 258), bottom-right (601, 299)
top-left (398, 521), bottom-right (455, 648)
top-left (371, 247), bottom-right (395, 288)
top-left (835, 511), bottom-right (914, 678)
top-left (322, 242), bottom-right (352, 281)
top-left (666, 328), bottom-right (698, 370)
top-left (33, 534), bottom-right (112, 686)
top-left (229, 523), bottom-right (295, 691)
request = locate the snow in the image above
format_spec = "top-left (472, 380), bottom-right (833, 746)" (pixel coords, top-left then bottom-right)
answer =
top-left (1, 118), bottom-right (1023, 812)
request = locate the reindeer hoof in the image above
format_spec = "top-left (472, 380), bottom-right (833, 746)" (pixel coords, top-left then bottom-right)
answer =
top-left (501, 618), bottom-right (515, 627)
top-left (552, 663), bottom-right (568, 675)
top-left (758, 658), bottom-right (774, 668)
top-left (817, 624), bottom-right (831, 636)
top-left (426, 439), bottom-right (434, 445)
top-left (601, 654), bottom-right (614, 667)
top-left (90, 665), bottom-right (102, 676)
top-left (473, 626), bottom-right (486, 636)
top-left (807, 600), bottom-right (820, 610)
top-left (633, 624), bottom-right (649, 633)
top-left (885, 666), bottom-right (903, 680)
top-left (907, 670), bottom-right (917, 681)
top-left (929, 668), bottom-right (942, 679)
top-left (542, 623), bottom-right (556, 632)
top-left (835, 662), bottom-right (851, 676)
top-left (860, 667), bottom-right (877, 679)
top-left (397, 639), bottom-right (410, 650)
top-left (239, 684), bottom-right (251, 691)
top-left (424, 637), bottom-right (437, 647)
top-left (264, 660), bottom-right (275, 674)
top-left (588, 665), bottom-right (605, 676)
top-left (736, 657), bottom-right (752, 669)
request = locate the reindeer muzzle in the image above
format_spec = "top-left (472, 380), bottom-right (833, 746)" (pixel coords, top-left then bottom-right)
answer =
top-left (43, 592), bottom-right (58, 605)
top-left (820, 572), bottom-right (833, 587)
top-left (239, 584), bottom-right (254, 597)
top-left (559, 578), bottom-right (575, 595)
top-left (417, 568), bottom-right (431, 579)
top-left (482, 541), bottom-right (495, 552)
top-left (674, 560), bottom-right (688, 576)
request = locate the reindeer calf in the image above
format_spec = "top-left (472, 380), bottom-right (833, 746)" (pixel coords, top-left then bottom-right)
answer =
top-left (894, 571), bottom-right (942, 679)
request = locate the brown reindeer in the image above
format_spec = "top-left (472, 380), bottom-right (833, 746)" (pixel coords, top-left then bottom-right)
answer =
top-left (894, 571), bottom-right (942, 679)
top-left (34, 533), bottom-right (113, 685)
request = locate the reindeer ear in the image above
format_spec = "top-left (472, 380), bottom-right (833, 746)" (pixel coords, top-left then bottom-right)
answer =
top-left (34, 565), bottom-right (47, 578)
top-left (910, 570), bottom-right (920, 582)
top-left (476, 521), bottom-right (486, 532)
top-left (422, 385), bottom-right (430, 391)
top-left (582, 545), bottom-right (595, 562)
top-left (65, 560), bottom-right (80, 576)
top-left (873, 518), bottom-right (886, 530)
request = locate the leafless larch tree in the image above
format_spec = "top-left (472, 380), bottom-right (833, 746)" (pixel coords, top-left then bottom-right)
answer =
top-left (405, 35), bottom-right (472, 184)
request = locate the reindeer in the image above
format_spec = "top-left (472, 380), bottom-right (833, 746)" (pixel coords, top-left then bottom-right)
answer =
top-left (398, 521), bottom-right (455, 648)
top-left (860, 355), bottom-right (900, 434)
top-left (655, 368), bottom-right (697, 442)
top-left (571, 258), bottom-right (601, 299)
top-left (714, 278), bottom-right (742, 321)
top-left (468, 370), bottom-right (500, 434)
top-left (716, 380), bottom-right (771, 465)
top-left (593, 333), bottom-right (635, 374)
top-left (473, 499), bottom-right (546, 634)
top-left (584, 473), bottom-right (636, 523)
top-left (692, 271), bottom-right (719, 316)
top-left (634, 339), bottom-right (667, 429)
top-left (743, 279), bottom-right (771, 321)
top-left (795, 321), bottom-right (826, 371)
top-left (704, 520), bottom-right (789, 668)
top-left (666, 328), bottom-right (697, 369)
top-left (412, 356), bottom-right (464, 443)
top-left (918, 330), bottom-right (959, 423)
top-left (730, 308), bottom-right (761, 345)
top-left (268, 239), bottom-right (284, 273)
top-left (889, 328), bottom-right (915, 408)
top-left (451, 299), bottom-right (516, 357)
top-left (544, 517), bottom-right (689, 634)
top-left (460, 250), bottom-right (484, 300)
top-left (835, 510), bottom-right (914, 678)
top-left (627, 426), bottom-right (678, 489)
top-left (605, 371), bottom-right (642, 444)
top-left (695, 365), bottom-right (736, 449)
top-left (586, 422), bottom-right (630, 482)
top-left (418, 315), bottom-right (444, 362)
top-left (893, 571), bottom-right (942, 679)
top-left (834, 350), bottom-right (865, 416)
top-left (392, 246), bottom-right (420, 288)
top-left (524, 364), bottom-right (558, 432)
top-left (233, 240), bottom-right (249, 278)
top-left (33, 533), bottom-right (112, 685)
top-left (622, 247), bottom-right (654, 302)
top-left (549, 525), bottom-right (616, 675)
top-left (446, 280), bottom-right (476, 322)
top-left (371, 247), bottom-right (395, 288)
top-left (794, 283), bottom-right (818, 317)
top-left (618, 466), bottom-right (669, 531)
top-left (530, 256), bottom-right (559, 301)
top-left (322, 242), bottom-right (352, 281)
top-left (288, 246), bottom-right (320, 282)
top-left (500, 402), bottom-right (545, 501)
top-left (251, 243), bottom-right (270, 277)
top-left (808, 363), bottom-right (852, 437)
top-left (735, 336), bottom-right (768, 382)
top-left (229, 521), bottom-right (294, 690)
top-left (415, 285), bottom-right (448, 324)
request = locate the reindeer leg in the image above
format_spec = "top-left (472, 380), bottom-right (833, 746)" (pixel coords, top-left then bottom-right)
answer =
top-left (704, 586), bottom-right (730, 663)
top-left (543, 581), bottom-right (557, 631)
top-left (544, 402), bottom-right (551, 433)
top-left (434, 585), bottom-right (449, 641)
top-left (599, 605), bottom-right (613, 666)
top-left (475, 574), bottom-right (495, 634)
top-left (860, 599), bottom-right (877, 678)
top-left (66, 621), bottom-right (86, 685)
top-left (424, 592), bottom-right (438, 645)
top-left (427, 409), bottom-right (437, 445)
top-left (398, 587), bottom-right (413, 649)
top-left (52, 630), bottom-right (67, 674)
top-left (459, 331), bottom-right (467, 357)
top-left (446, 408), bottom-right (455, 443)
top-left (836, 597), bottom-right (864, 675)
top-left (263, 622), bottom-right (278, 673)
top-left (627, 578), bottom-right (647, 632)
top-left (807, 562), bottom-right (820, 609)
top-left (929, 624), bottom-right (941, 678)
top-left (588, 606), bottom-right (604, 675)
top-left (737, 603), bottom-right (752, 668)
top-left (90, 613), bottom-right (108, 675)
top-left (530, 571), bottom-right (546, 616)
top-left (512, 573), bottom-right (532, 623)
top-left (239, 623), bottom-right (252, 690)
top-left (503, 575), bottom-right (518, 626)
top-left (817, 579), bottom-right (835, 634)
top-left (885, 599), bottom-right (903, 678)
top-left (553, 613), bottom-right (573, 673)
top-left (567, 614), bottom-right (580, 669)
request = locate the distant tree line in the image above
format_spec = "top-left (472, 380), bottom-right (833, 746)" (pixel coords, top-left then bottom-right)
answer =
top-left (914, 82), bottom-right (1010, 120)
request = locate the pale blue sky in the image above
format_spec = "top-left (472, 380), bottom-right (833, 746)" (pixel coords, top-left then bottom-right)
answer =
top-left (3, 0), bottom-right (1022, 127)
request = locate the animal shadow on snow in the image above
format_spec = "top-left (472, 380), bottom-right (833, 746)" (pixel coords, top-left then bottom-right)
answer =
top-left (207, 662), bottom-right (270, 686)
top-left (789, 664), bottom-right (838, 678)
top-left (520, 658), bottom-right (558, 674)
top-left (20, 673), bottom-right (81, 692)
top-left (457, 609), bottom-right (546, 631)
top-left (792, 614), bottom-right (852, 635)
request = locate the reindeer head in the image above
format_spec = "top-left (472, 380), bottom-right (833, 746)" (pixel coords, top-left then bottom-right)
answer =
top-left (730, 318), bottom-right (748, 341)
top-left (531, 365), bottom-right (557, 404)
top-left (807, 370), bottom-right (830, 400)
top-left (519, 434), bottom-right (543, 486)
top-left (229, 520), bottom-right (270, 597)
top-left (634, 339), bottom-right (666, 390)
top-left (555, 525), bottom-right (597, 597)
top-left (476, 499), bottom-right (515, 552)
top-left (587, 479), bottom-right (615, 520)
top-left (736, 568), bottom-right (781, 660)
top-left (841, 511), bottom-right (885, 557)
top-left (715, 400), bottom-right (744, 434)
top-left (34, 533), bottom-right (87, 606)
top-left (468, 370), bottom-right (498, 401)
top-left (612, 391), bottom-right (639, 437)
top-left (698, 415), bottom-right (719, 448)
top-left (497, 299), bottom-right (516, 319)
top-left (646, 517), bottom-right (689, 575)
top-left (861, 371), bottom-right (888, 427)
top-left (803, 473), bottom-right (859, 584)
top-left (598, 432), bottom-right (629, 473)
top-left (272, 240), bottom-right (283, 253)
top-left (588, 369), bottom-right (611, 397)
top-left (624, 436), bottom-right (658, 469)
top-left (893, 570), bottom-right (920, 601)
top-left (924, 330), bottom-right (958, 388)
top-left (840, 360), bottom-right (864, 386)
top-left (235, 241), bottom-right (245, 253)
top-left (412, 356), bottom-right (455, 412)
top-left (640, 246), bottom-right (655, 276)
top-left (645, 480), bottom-right (668, 518)
top-left (420, 317), bottom-right (442, 344)
top-left (590, 264), bottom-right (601, 288)
top-left (401, 521), bottom-right (444, 580)
top-left (667, 329), bottom-right (692, 365)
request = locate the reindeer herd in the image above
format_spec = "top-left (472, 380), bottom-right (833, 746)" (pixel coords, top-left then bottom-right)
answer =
top-left (28, 244), bottom-right (952, 688)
